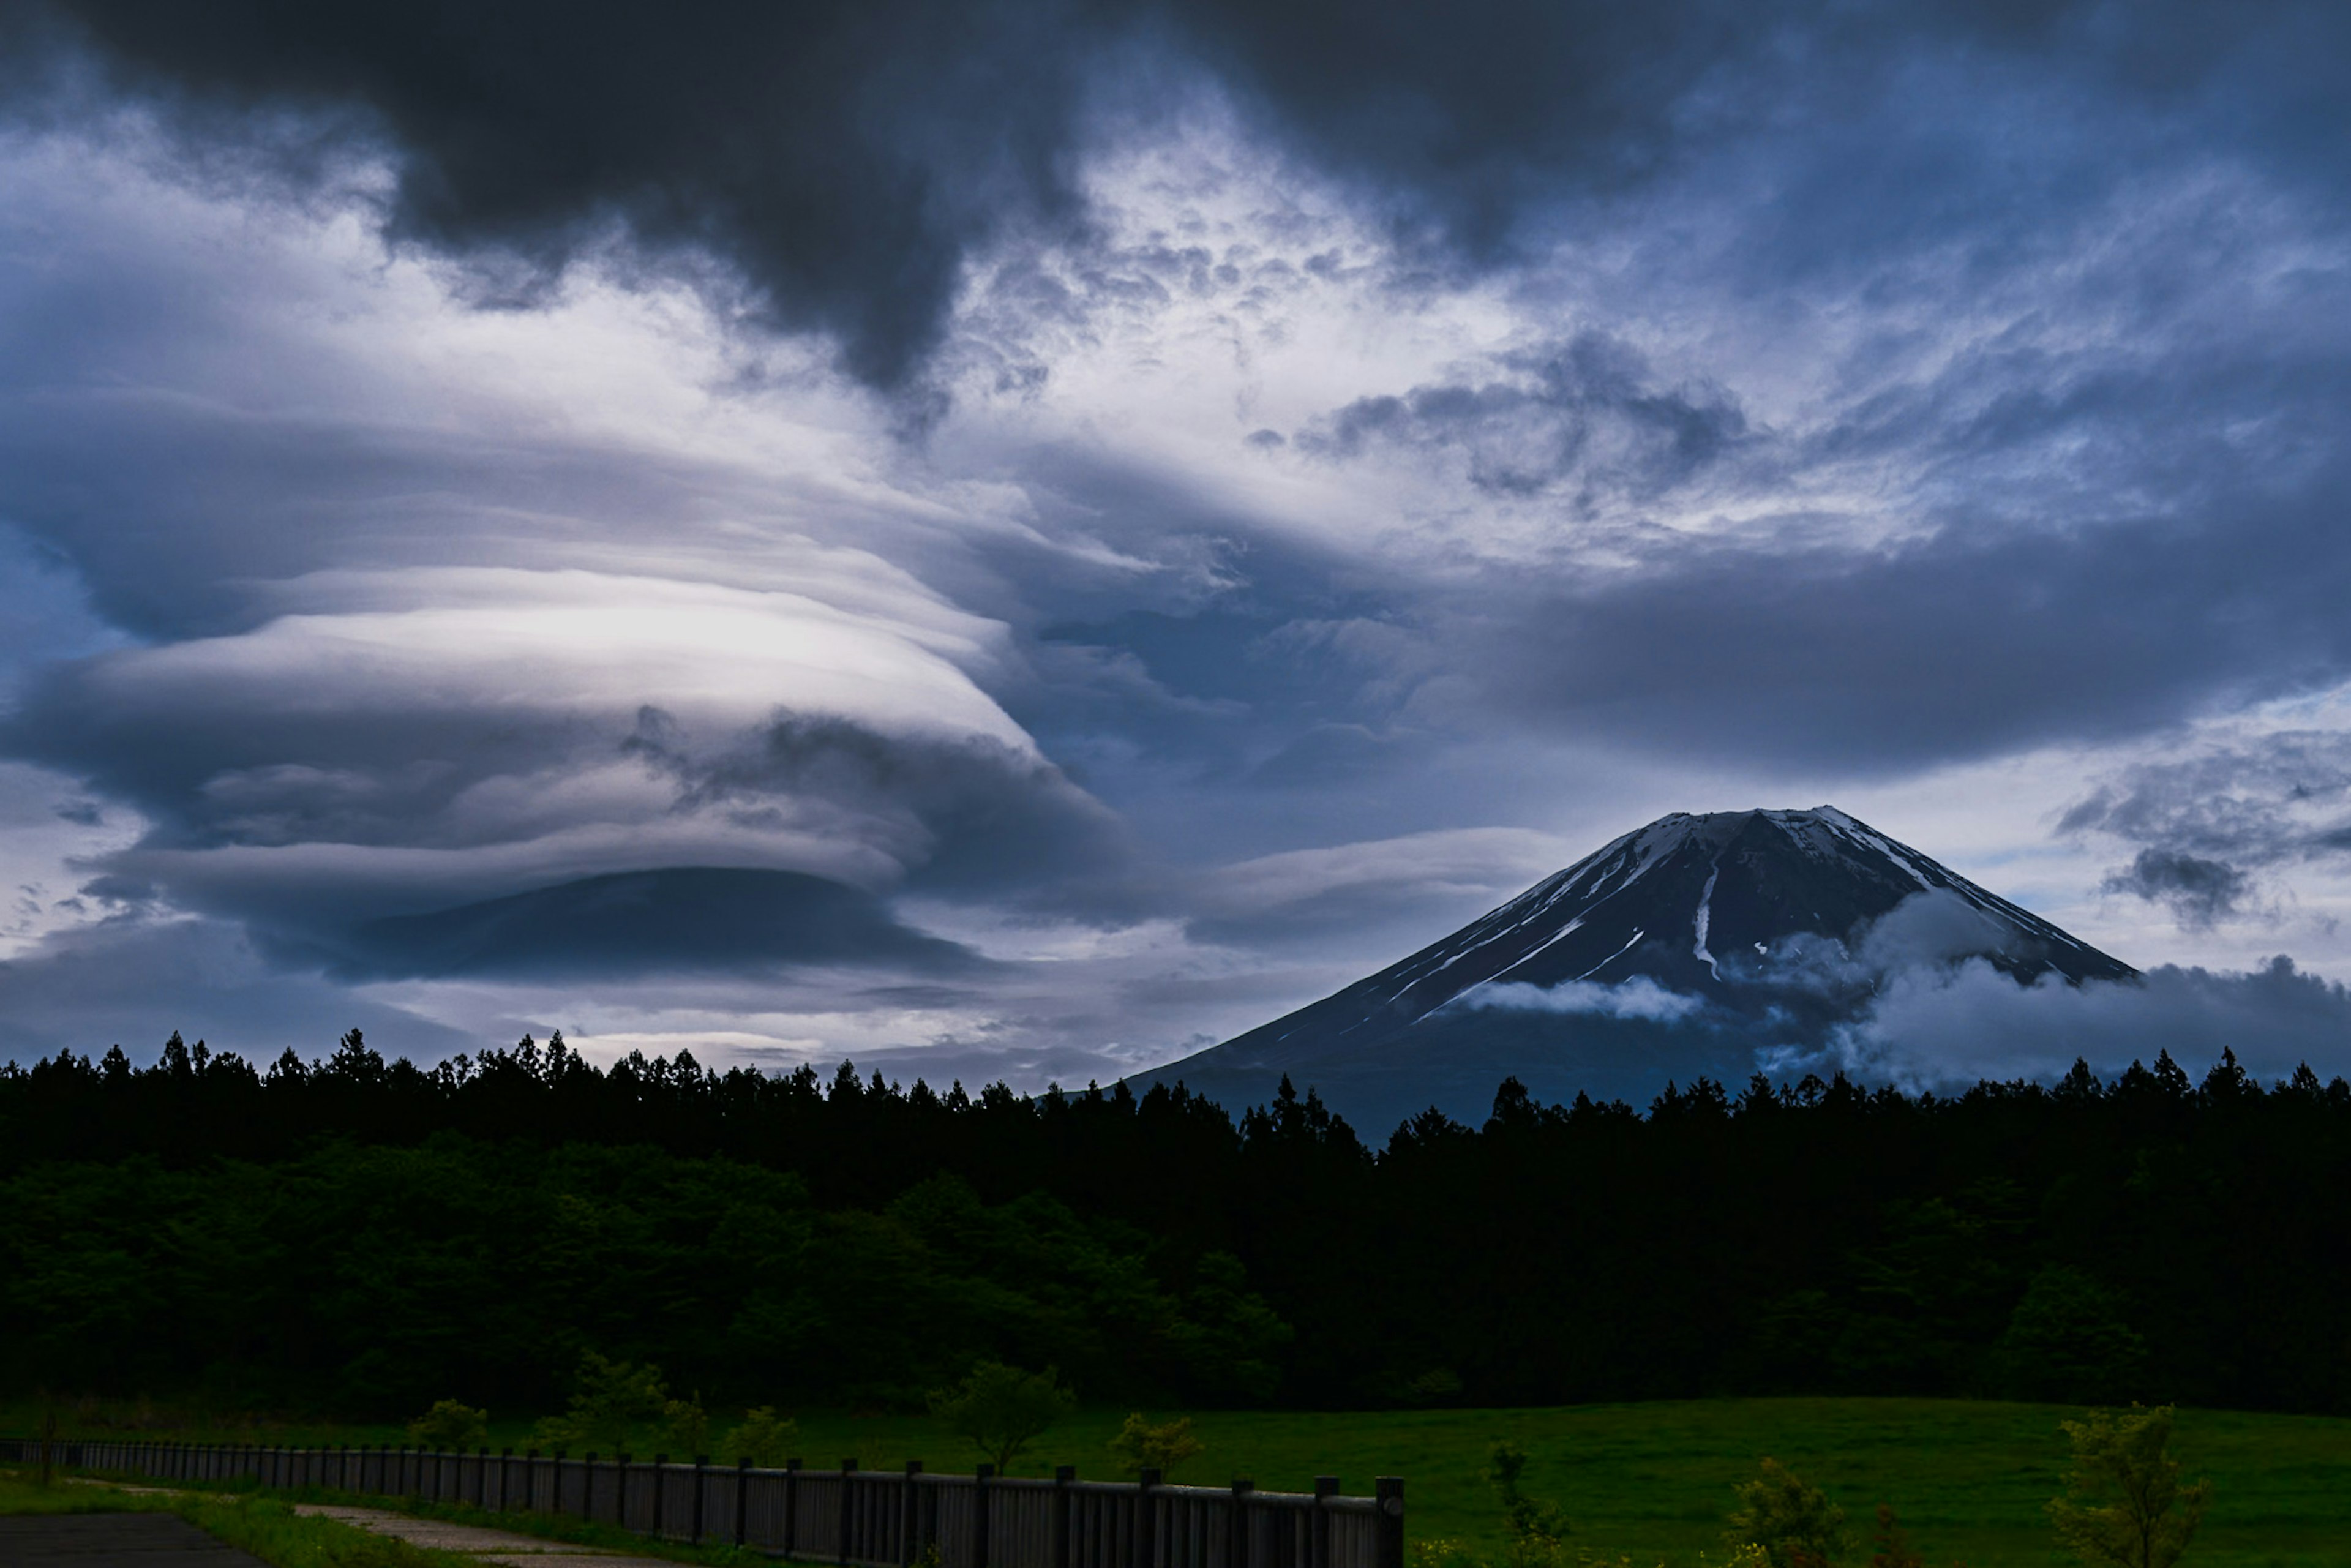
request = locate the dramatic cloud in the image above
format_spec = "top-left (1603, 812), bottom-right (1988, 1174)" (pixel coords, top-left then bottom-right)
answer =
top-left (2, 2), bottom-right (2350, 1079)
top-left (3, 563), bottom-right (1123, 975)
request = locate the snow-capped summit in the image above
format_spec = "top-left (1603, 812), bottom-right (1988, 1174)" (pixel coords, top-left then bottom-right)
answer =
top-left (1141, 808), bottom-right (2134, 1130)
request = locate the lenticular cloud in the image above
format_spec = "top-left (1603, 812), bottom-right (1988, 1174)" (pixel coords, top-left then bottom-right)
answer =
top-left (6, 562), bottom-right (1115, 942)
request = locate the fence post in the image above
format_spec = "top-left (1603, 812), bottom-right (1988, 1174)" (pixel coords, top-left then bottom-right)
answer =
top-left (653, 1454), bottom-right (669, 1537)
top-left (620, 1454), bottom-right (634, 1530)
top-left (839, 1459), bottom-right (859, 1568)
top-left (744, 1457), bottom-right (762, 1550)
top-left (782, 1457), bottom-right (801, 1553)
top-left (692, 1456), bottom-right (708, 1544)
top-left (899, 1460), bottom-right (923, 1567)
top-left (1311, 1478), bottom-right (1338, 1568)
top-left (1134, 1468), bottom-right (1161, 1568)
top-left (1229, 1480), bottom-right (1254, 1568)
top-left (1052, 1466), bottom-right (1075, 1568)
top-left (972, 1462), bottom-right (994, 1568)
top-left (1373, 1480), bottom-right (1404, 1568)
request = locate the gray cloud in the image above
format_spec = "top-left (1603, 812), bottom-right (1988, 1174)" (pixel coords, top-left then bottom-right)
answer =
top-left (2061, 732), bottom-right (2351, 928)
top-left (1798, 956), bottom-right (2351, 1090)
top-left (11, 1), bottom-right (2344, 392)
top-left (0, 915), bottom-right (475, 1062)
top-left (323, 867), bottom-right (980, 981)
top-left (1293, 332), bottom-right (1747, 505)
top-left (2102, 849), bottom-right (2254, 931)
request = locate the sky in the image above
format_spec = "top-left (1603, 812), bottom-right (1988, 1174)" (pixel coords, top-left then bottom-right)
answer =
top-left (2, 0), bottom-right (2350, 1090)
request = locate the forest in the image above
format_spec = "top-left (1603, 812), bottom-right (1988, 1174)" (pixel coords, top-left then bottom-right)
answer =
top-left (4, 1029), bottom-right (2345, 1419)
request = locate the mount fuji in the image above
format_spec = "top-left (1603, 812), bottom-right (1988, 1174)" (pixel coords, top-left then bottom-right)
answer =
top-left (1144, 808), bottom-right (2136, 1132)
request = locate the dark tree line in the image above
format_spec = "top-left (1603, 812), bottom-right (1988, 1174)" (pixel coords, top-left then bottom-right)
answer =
top-left (4, 1030), bottom-right (2346, 1417)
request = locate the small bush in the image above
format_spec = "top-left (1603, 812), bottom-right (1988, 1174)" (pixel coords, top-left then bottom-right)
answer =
top-left (721, 1406), bottom-right (801, 1468)
top-left (1108, 1414), bottom-right (1204, 1479)
top-left (1727, 1459), bottom-right (1848, 1568)
top-left (531, 1353), bottom-right (671, 1454)
top-left (406, 1400), bottom-right (489, 1452)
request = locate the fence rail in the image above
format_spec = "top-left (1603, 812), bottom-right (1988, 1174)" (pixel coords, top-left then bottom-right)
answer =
top-left (0, 1436), bottom-right (1404, 1568)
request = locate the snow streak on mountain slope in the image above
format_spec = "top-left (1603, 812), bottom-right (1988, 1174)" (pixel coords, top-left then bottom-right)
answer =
top-left (1143, 808), bottom-right (2135, 1125)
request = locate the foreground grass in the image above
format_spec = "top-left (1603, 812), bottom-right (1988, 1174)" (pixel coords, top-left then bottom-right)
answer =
top-left (0, 1469), bottom-right (479, 1568)
top-left (14, 1398), bottom-right (2351, 1568)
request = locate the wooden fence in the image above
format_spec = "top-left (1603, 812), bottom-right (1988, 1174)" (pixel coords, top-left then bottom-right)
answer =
top-left (1, 1436), bottom-right (1404, 1568)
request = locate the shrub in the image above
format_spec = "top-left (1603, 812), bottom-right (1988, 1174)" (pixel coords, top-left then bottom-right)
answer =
top-left (1727, 1459), bottom-right (1848, 1568)
top-left (531, 1353), bottom-right (671, 1454)
top-left (722, 1406), bottom-right (801, 1468)
top-left (1108, 1414), bottom-right (1205, 1479)
top-left (406, 1400), bottom-right (489, 1452)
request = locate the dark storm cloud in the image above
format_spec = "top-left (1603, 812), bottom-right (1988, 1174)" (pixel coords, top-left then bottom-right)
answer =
top-left (12, 1), bottom-right (2345, 388)
top-left (1, 0), bottom-right (1111, 387)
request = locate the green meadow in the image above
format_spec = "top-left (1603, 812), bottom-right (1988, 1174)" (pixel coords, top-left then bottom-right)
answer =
top-left (19, 1398), bottom-right (2350, 1568)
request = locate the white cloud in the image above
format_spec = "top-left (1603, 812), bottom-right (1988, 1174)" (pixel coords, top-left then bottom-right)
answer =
top-left (1457, 975), bottom-right (1708, 1023)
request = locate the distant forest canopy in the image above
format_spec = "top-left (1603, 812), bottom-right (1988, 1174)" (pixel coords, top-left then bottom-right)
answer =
top-left (5, 1030), bottom-right (2348, 1420)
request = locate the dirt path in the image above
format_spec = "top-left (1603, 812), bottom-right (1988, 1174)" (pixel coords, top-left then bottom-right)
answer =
top-left (290, 1503), bottom-right (684, 1568)
top-left (60, 1484), bottom-right (688, 1568)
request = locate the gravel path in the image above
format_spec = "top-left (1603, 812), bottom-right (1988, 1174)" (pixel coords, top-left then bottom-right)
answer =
top-left (290, 1503), bottom-right (685, 1568)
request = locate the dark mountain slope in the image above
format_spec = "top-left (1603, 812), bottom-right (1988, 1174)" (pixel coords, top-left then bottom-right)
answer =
top-left (1145, 807), bottom-right (2134, 1130)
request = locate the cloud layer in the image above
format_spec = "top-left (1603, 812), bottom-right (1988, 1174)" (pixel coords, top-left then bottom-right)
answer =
top-left (0, 3), bottom-right (2349, 1082)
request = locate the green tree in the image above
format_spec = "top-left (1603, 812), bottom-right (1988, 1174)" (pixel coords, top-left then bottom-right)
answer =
top-left (1482, 1441), bottom-right (1572, 1568)
top-left (1108, 1413), bottom-right (1205, 1479)
top-left (533, 1352), bottom-right (672, 1453)
top-left (1992, 1267), bottom-right (2150, 1404)
top-left (407, 1398), bottom-right (489, 1451)
top-left (2047, 1406), bottom-right (2211, 1568)
top-left (722, 1406), bottom-right (801, 1468)
top-left (927, 1360), bottom-right (1076, 1474)
top-left (1728, 1459), bottom-right (1848, 1568)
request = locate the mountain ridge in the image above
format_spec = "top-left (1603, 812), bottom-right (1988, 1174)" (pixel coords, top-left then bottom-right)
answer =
top-left (1142, 806), bottom-right (2135, 1128)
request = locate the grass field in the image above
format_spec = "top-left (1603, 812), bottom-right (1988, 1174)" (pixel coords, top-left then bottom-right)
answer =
top-left (12, 1398), bottom-right (2348, 1568)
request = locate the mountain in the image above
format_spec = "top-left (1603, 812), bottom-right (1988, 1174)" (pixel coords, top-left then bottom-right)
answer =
top-left (1142, 806), bottom-right (2135, 1131)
